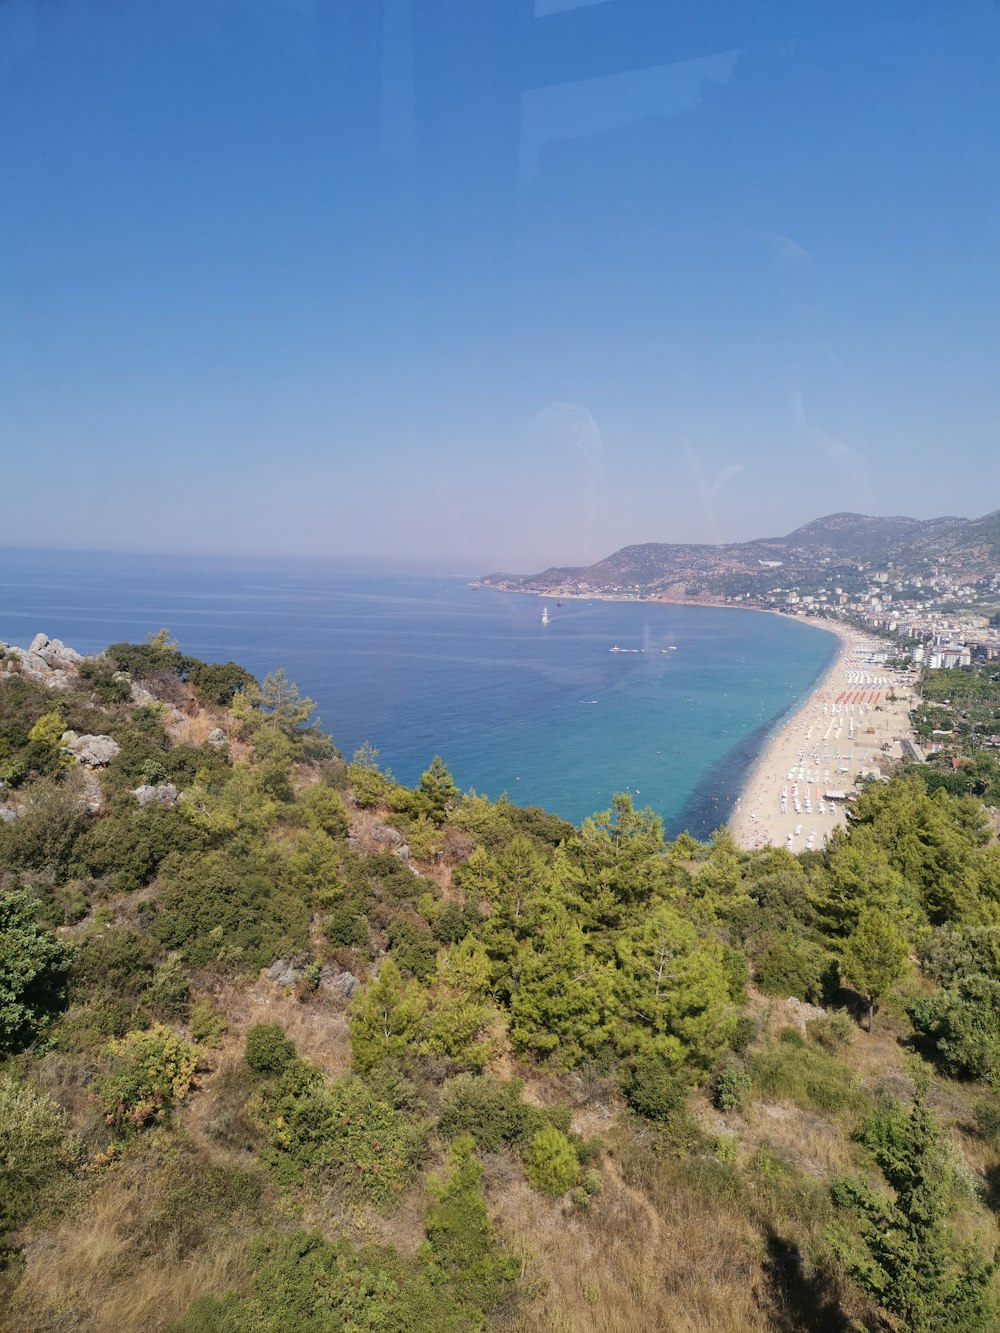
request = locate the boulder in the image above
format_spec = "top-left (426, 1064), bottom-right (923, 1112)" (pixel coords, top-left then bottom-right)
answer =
top-left (783, 996), bottom-right (827, 1034)
top-left (38, 638), bottom-right (82, 666)
top-left (29, 632), bottom-right (48, 654)
top-left (133, 783), bottom-right (178, 808)
top-left (325, 970), bottom-right (360, 1000)
top-left (61, 733), bottom-right (120, 767)
top-left (0, 806), bottom-right (16, 824)
top-left (206, 728), bottom-right (229, 750)
top-left (370, 823), bottom-right (405, 849)
top-left (265, 958), bottom-right (302, 987)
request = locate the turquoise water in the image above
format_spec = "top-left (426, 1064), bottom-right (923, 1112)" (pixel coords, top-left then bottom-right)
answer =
top-left (0, 549), bottom-right (836, 838)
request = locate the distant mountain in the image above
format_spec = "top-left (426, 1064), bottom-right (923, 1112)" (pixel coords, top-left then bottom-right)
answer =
top-left (478, 510), bottom-right (1000, 604)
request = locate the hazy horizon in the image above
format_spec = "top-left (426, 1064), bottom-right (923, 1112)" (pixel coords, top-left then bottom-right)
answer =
top-left (3, 1), bottom-right (999, 569)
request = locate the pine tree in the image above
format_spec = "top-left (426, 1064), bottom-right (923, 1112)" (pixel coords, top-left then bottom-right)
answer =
top-left (830, 1086), bottom-right (998, 1331)
top-left (840, 907), bottom-right (909, 1032)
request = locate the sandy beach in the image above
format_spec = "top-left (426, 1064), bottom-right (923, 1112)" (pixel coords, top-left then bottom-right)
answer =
top-left (729, 619), bottom-right (916, 853)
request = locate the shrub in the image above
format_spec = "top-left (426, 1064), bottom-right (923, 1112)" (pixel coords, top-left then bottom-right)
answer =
top-left (189, 996), bottom-right (228, 1047)
top-left (323, 901), bottom-right (370, 952)
top-left (176, 1230), bottom-right (470, 1333)
top-left (0, 1073), bottom-right (77, 1236)
top-left (387, 917), bottom-right (437, 982)
top-left (438, 1074), bottom-right (534, 1151)
top-left (909, 975), bottom-right (1000, 1086)
top-left (0, 889), bottom-right (74, 1054)
top-left (755, 933), bottom-right (838, 1005)
top-left (713, 1066), bottom-right (752, 1113)
top-left (154, 849), bottom-right (310, 973)
top-left (619, 1051), bottom-right (688, 1123)
top-left (94, 1023), bottom-right (200, 1130)
top-left (523, 1125), bottom-right (579, 1197)
top-left (730, 1013), bottom-right (756, 1056)
top-left (245, 1022), bottom-right (296, 1077)
top-left (973, 1097), bottom-right (1000, 1148)
top-left (423, 1135), bottom-right (520, 1314)
top-left (261, 1065), bottom-right (425, 1204)
top-left (807, 1009), bottom-right (855, 1052)
top-left (145, 957), bottom-right (191, 1021)
top-left (748, 1039), bottom-right (862, 1116)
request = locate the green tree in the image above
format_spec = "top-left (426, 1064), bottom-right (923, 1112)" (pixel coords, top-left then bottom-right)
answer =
top-left (348, 960), bottom-right (427, 1072)
top-left (0, 890), bottom-right (73, 1054)
top-left (522, 1124), bottom-right (579, 1196)
top-left (508, 912), bottom-right (614, 1068)
top-left (840, 908), bottom-right (909, 1032)
top-left (613, 903), bottom-right (736, 1071)
top-left (830, 1088), bottom-right (998, 1331)
top-left (418, 756), bottom-right (458, 823)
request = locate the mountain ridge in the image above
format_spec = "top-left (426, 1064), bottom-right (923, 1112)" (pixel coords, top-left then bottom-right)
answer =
top-left (479, 509), bottom-right (1000, 603)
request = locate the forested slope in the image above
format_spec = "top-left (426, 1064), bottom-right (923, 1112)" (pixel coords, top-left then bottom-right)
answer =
top-left (1, 634), bottom-right (999, 1332)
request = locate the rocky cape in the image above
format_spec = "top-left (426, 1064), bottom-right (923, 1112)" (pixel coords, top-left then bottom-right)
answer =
top-left (478, 508), bottom-right (1000, 605)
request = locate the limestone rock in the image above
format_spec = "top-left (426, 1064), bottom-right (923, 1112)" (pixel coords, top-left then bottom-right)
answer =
top-left (265, 958), bottom-right (305, 987)
top-left (133, 783), bottom-right (178, 808)
top-left (29, 632), bottom-right (48, 654)
top-left (324, 969), bottom-right (360, 1000)
top-left (61, 733), bottom-right (120, 767)
top-left (206, 728), bottom-right (229, 750)
top-left (80, 774), bottom-right (104, 815)
top-left (0, 806), bottom-right (16, 824)
top-left (783, 996), bottom-right (827, 1034)
top-left (370, 823), bottom-right (405, 849)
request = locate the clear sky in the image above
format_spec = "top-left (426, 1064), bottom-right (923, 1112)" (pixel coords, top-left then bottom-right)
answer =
top-left (2, 0), bottom-right (999, 574)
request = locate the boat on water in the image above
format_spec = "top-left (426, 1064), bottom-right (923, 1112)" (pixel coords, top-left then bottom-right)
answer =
top-left (541, 605), bottom-right (549, 624)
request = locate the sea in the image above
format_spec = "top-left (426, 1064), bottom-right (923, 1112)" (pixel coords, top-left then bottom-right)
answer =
top-left (0, 548), bottom-right (837, 840)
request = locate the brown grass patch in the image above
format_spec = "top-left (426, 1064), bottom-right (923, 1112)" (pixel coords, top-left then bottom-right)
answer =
top-left (490, 1153), bottom-right (769, 1333)
top-left (6, 1158), bottom-right (251, 1333)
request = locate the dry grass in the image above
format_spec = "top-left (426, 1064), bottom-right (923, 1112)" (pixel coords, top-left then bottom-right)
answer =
top-left (490, 1153), bottom-right (769, 1333)
top-left (211, 976), bottom-right (352, 1079)
top-left (5, 1162), bottom-right (250, 1333)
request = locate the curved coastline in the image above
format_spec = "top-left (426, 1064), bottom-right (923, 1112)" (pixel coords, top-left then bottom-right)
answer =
top-left (482, 585), bottom-right (912, 845)
top-left (727, 619), bottom-right (916, 851)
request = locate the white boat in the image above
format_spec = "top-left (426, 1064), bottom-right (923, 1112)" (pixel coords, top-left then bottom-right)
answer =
top-left (541, 605), bottom-right (549, 625)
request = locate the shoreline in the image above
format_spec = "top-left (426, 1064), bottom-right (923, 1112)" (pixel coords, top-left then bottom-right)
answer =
top-left (476, 584), bottom-right (916, 849)
top-left (727, 620), bottom-right (916, 851)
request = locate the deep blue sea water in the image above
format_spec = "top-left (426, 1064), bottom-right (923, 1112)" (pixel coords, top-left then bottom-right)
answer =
top-left (0, 549), bottom-right (837, 839)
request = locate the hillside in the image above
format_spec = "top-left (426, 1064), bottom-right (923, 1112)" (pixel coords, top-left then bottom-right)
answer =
top-left (2, 633), bottom-right (1000, 1331)
top-left (480, 509), bottom-right (1000, 603)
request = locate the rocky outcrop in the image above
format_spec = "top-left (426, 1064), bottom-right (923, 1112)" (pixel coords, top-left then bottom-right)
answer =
top-left (61, 732), bottom-right (120, 767)
top-left (206, 727), bottom-right (229, 751)
top-left (1, 634), bottom-right (85, 690)
top-left (323, 968), bottom-right (360, 1000)
top-left (783, 996), bottom-right (827, 1034)
top-left (133, 783), bottom-right (178, 807)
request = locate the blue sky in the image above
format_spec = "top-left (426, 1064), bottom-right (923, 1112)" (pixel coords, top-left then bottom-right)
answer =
top-left (2, 0), bottom-right (998, 572)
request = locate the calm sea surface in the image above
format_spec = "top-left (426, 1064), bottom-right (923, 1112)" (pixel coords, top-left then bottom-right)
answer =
top-left (0, 549), bottom-right (836, 839)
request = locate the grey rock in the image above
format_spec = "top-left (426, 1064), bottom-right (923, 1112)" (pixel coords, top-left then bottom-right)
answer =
top-left (370, 823), bottom-right (405, 849)
top-left (80, 774), bottom-right (104, 815)
top-left (265, 959), bottom-right (302, 987)
top-left (396, 843), bottom-right (410, 862)
top-left (39, 638), bottom-right (82, 665)
top-left (206, 728), bottom-right (229, 750)
top-left (0, 806), bottom-right (17, 824)
top-left (327, 970), bottom-right (360, 1000)
top-left (29, 632), bottom-right (49, 654)
top-left (783, 996), bottom-right (827, 1033)
top-left (130, 683), bottom-right (157, 704)
top-left (62, 733), bottom-right (121, 767)
top-left (133, 783), bottom-right (178, 808)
